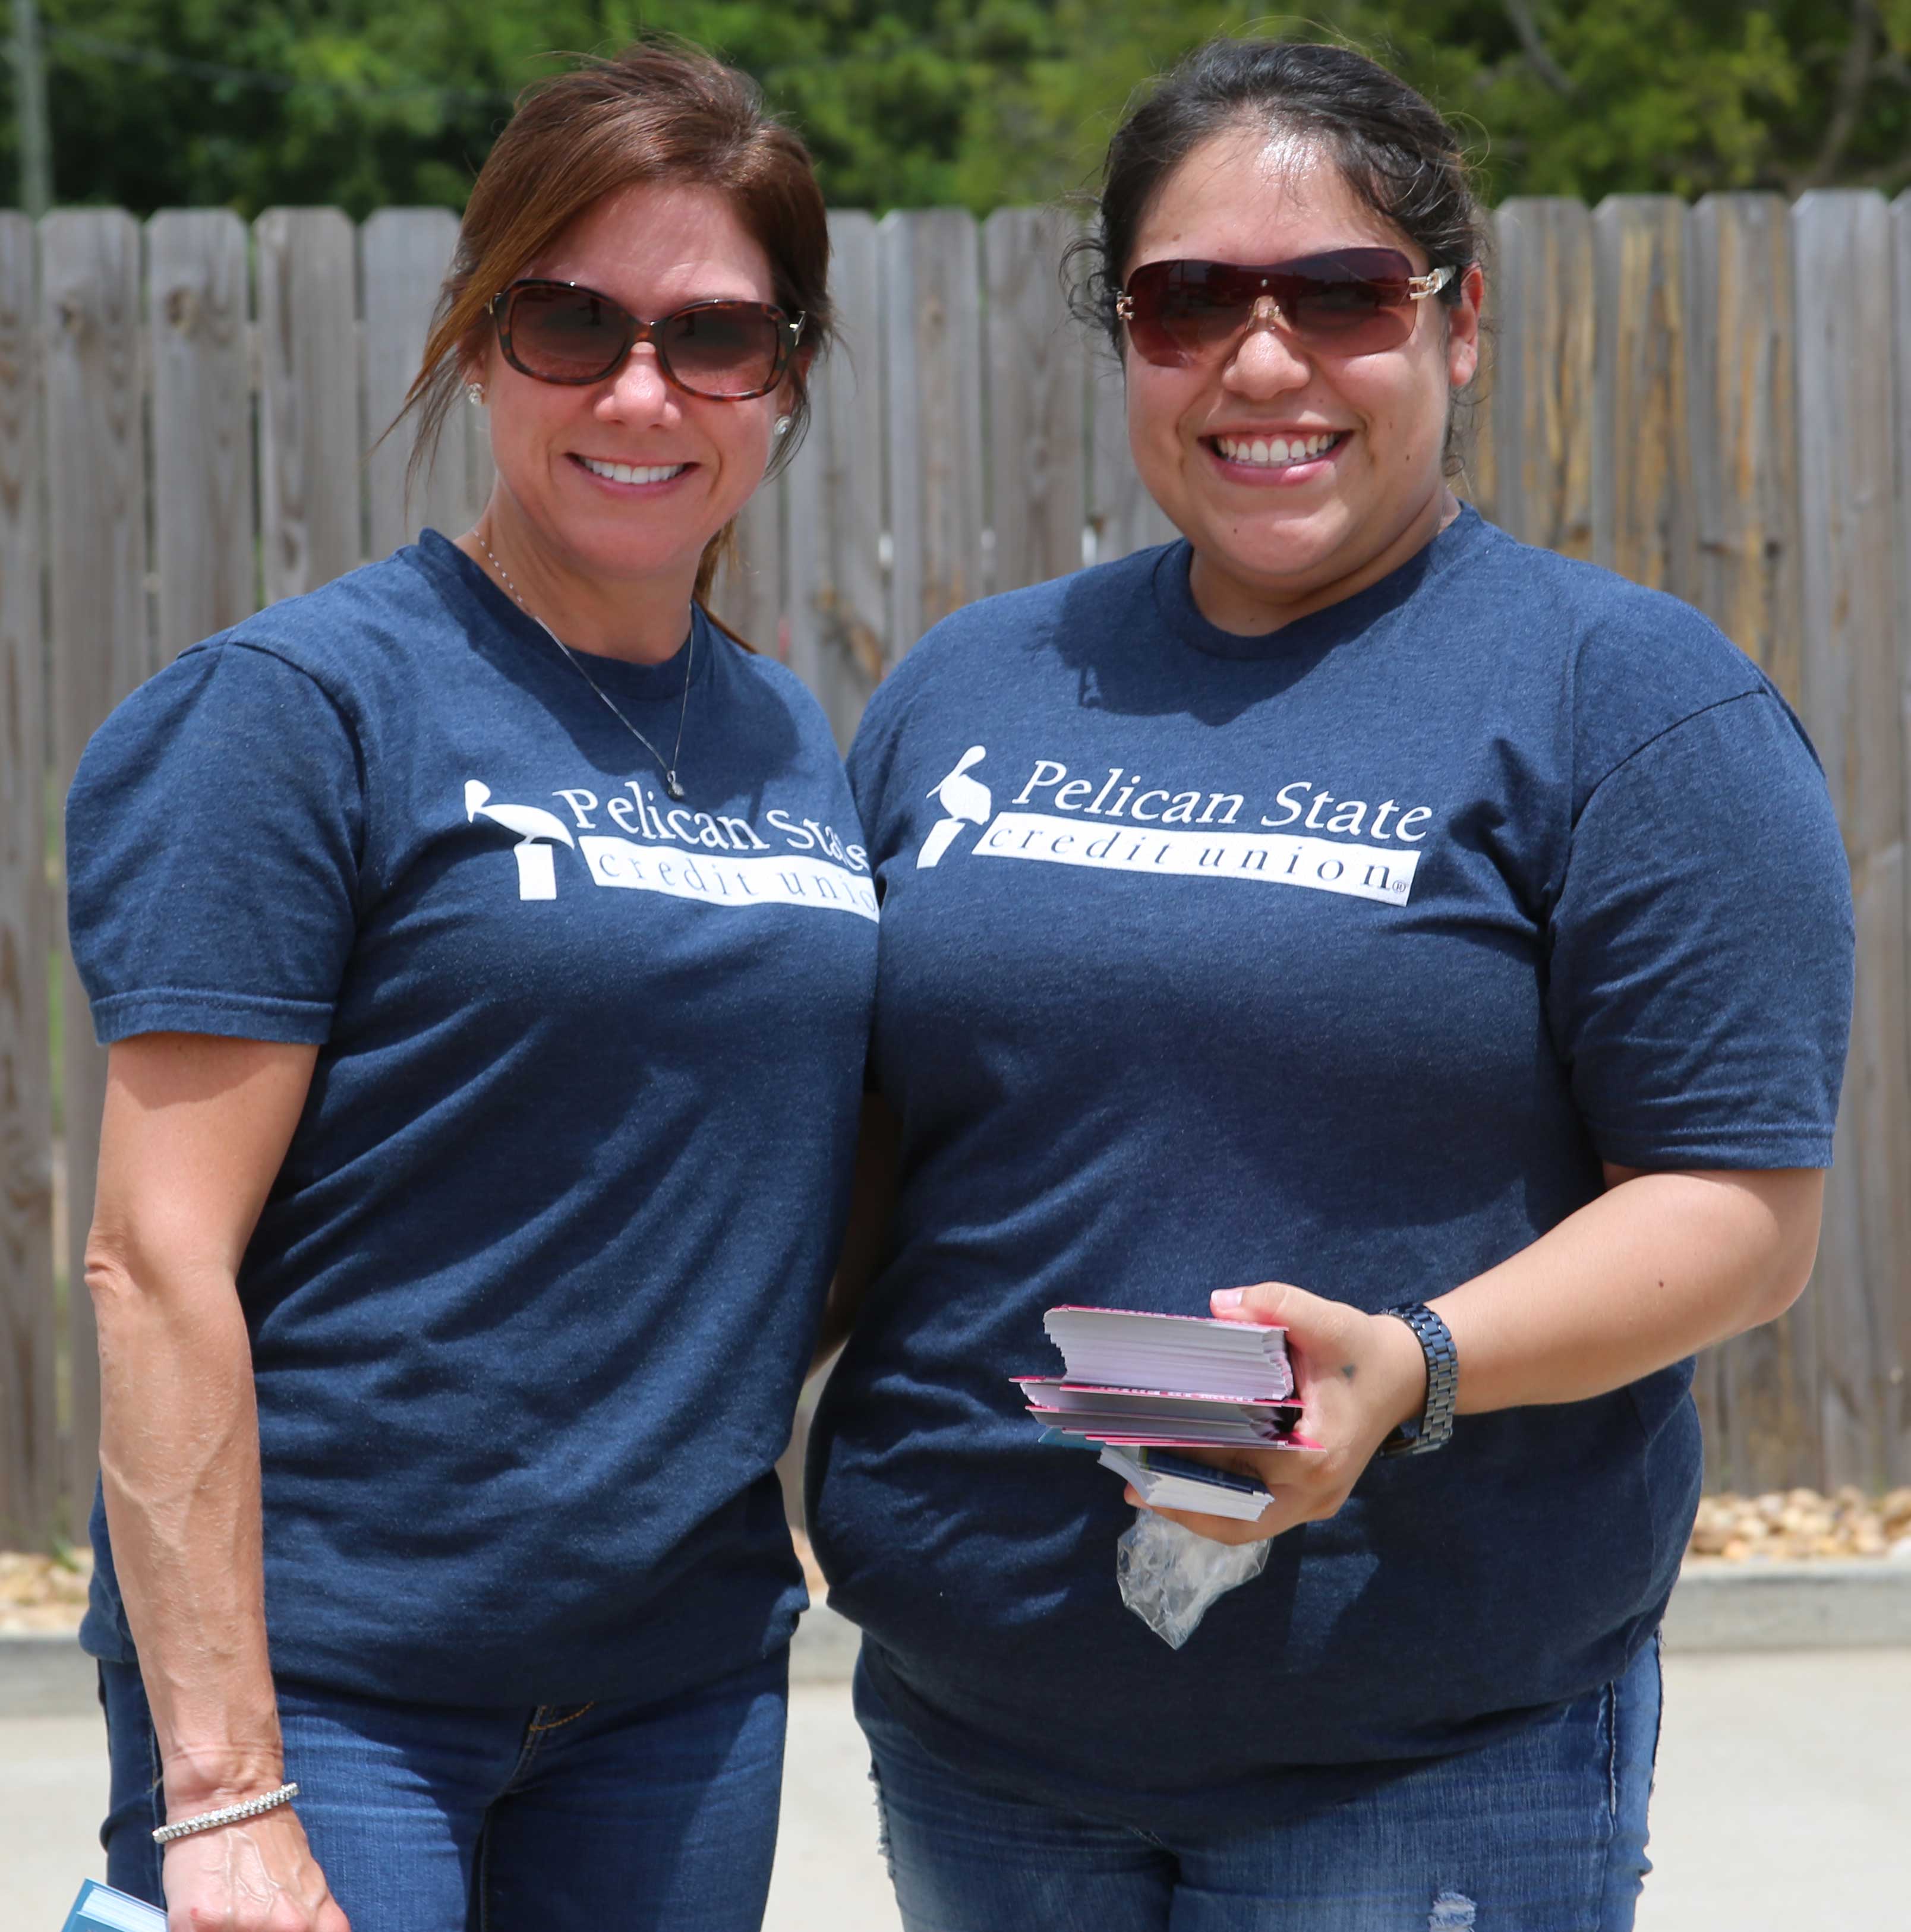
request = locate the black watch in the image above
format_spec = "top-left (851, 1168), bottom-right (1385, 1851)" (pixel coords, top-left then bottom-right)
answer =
top-left (1378, 1302), bottom-right (1458, 1457)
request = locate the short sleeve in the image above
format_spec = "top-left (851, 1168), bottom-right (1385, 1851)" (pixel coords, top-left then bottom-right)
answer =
top-left (65, 640), bottom-right (365, 1045)
top-left (1546, 691), bottom-right (1853, 1169)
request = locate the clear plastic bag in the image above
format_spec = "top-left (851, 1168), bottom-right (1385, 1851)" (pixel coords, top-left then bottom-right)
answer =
top-left (1115, 1506), bottom-right (1271, 1648)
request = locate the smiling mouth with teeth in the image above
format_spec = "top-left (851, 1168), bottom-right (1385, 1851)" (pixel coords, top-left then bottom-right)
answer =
top-left (1210, 431), bottom-right (1345, 468)
top-left (577, 455), bottom-right (690, 485)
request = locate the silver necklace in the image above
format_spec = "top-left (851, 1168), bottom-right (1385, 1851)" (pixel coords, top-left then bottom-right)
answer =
top-left (477, 532), bottom-right (692, 801)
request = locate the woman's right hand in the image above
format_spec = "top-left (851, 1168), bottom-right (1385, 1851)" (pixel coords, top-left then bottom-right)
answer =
top-left (162, 1808), bottom-right (350, 1932)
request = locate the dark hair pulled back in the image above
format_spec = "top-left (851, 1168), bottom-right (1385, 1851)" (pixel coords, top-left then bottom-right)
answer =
top-left (1073, 39), bottom-right (1484, 357)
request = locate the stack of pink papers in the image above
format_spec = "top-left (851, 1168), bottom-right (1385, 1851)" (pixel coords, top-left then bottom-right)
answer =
top-left (1016, 1378), bottom-right (1302, 1445)
top-left (1020, 1306), bottom-right (1313, 1450)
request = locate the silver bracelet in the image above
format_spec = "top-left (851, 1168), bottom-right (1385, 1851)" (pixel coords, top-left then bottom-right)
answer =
top-left (151, 1781), bottom-right (299, 1844)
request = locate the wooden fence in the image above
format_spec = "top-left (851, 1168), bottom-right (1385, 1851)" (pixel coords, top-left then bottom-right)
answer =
top-left (2, 192), bottom-right (1909, 1548)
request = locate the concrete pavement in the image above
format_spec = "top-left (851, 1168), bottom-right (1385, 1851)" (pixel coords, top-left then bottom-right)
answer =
top-left (1638, 1648), bottom-right (1911, 1932)
top-left (8, 1652), bottom-right (1909, 1929)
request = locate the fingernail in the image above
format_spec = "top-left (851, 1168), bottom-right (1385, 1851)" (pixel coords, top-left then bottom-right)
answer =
top-left (1211, 1288), bottom-right (1244, 1310)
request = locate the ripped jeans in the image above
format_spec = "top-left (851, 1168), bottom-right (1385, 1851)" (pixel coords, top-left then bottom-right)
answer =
top-left (857, 1637), bottom-right (1660, 1932)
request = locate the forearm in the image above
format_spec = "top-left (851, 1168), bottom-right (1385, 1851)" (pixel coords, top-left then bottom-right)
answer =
top-left (92, 1248), bottom-right (282, 1808)
top-left (1432, 1167), bottom-right (1823, 1414)
top-left (1180, 1166), bottom-right (1825, 1546)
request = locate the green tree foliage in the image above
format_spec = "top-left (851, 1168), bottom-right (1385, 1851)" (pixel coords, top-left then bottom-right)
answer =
top-left (5, 0), bottom-right (1911, 216)
top-left (982, 1), bottom-right (1911, 206)
top-left (7, 0), bottom-right (541, 215)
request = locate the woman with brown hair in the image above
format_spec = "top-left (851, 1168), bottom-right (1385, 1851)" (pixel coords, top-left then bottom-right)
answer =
top-left (65, 42), bottom-right (875, 1932)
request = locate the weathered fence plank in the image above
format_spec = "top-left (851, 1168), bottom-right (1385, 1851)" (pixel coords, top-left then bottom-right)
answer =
top-left (1688, 194), bottom-right (1802, 705)
top-left (43, 209), bottom-right (149, 1519)
top-left (1491, 200), bottom-right (1595, 557)
top-left (256, 209), bottom-right (361, 604)
top-left (1793, 190), bottom-right (1911, 1491)
top-left (984, 206), bottom-right (1086, 594)
top-left (1592, 196), bottom-right (1694, 597)
top-left (148, 211), bottom-right (256, 660)
top-left (1687, 193), bottom-right (1812, 1491)
top-left (882, 209), bottom-right (985, 654)
top-left (4, 195), bottom-right (1911, 1535)
top-left (1710, 1296), bottom-right (1823, 1501)
top-left (0, 213), bottom-right (56, 1547)
top-left (1891, 187), bottom-right (1911, 1483)
top-left (361, 208), bottom-right (466, 557)
top-left (785, 211), bottom-right (885, 749)
top-left (1088, 346), bottom-right (1177, 564)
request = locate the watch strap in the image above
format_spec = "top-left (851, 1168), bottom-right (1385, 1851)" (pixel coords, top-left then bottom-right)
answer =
top-left (1378, 1302), bottom-right (1458, 1457)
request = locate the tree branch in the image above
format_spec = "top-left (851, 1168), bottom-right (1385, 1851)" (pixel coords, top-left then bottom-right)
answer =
top-left (1500, 0), bottom-right (1576, 96)
top-left (1806, 0), bottom-right (1881, 188)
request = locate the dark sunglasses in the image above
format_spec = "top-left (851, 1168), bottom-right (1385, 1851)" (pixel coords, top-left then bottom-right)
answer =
top-left (1117, 249), bottom-right (1456, 365)
top-left (489, 280), bottom-right (805, 398)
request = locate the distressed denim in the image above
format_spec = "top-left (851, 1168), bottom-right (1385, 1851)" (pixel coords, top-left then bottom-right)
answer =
top-left (857, 1636), bottom-right (1660, 1932)
top-left (99, 1647), bottom-right (787, 1932)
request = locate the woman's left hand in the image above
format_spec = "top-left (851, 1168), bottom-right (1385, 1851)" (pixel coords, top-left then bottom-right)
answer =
top-left (1119, 1281), bottom-right (1428, 1545)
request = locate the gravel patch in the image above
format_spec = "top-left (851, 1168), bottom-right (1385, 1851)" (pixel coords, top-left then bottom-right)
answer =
top-left (0, 1552), bottom-right (91, 1635)
top-left (1688, 1486), bottom-right (1911, 1562)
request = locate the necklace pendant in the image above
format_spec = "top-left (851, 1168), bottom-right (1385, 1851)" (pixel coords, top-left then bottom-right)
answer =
top-left (664, 772), bottom-right (685, 801)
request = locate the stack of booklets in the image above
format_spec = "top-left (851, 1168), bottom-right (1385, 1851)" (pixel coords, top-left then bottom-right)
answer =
top-left (61, 1882), bottom-right (165, 1931)
top-left (1018, 1306), bottom-right (1313, 1521)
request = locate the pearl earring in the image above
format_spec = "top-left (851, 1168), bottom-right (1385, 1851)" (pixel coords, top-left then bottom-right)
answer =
top-left (465, 381), bottom-right (485, 406)
top-left (773, 415), bottom-right (791, 437)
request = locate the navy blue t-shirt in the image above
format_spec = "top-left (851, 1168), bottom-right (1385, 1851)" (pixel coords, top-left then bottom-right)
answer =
top-left (807, 508), bottom-right (1852, 1827)
top-left (67, 531), bottom-right (878, 1707)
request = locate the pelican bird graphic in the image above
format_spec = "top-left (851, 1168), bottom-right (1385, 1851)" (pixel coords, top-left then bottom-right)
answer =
top-left (917, 746), bottom-right (991, 869)
top-left (465, 780), bottom-right (576, 901)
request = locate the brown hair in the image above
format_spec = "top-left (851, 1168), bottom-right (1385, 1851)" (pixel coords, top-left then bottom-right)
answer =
top-left (399, 39), bottom-right (832, 612)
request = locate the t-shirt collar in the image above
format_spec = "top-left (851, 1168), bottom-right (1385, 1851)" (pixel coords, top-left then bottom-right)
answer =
top-left (1152, 503), bottom-right (1489, 662)
top-left (408, 526), bottom-right (709, 701)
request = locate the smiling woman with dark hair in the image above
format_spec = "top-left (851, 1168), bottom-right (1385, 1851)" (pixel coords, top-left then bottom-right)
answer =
top-left (65, 41), bottom-right (874, 1932)
top-left (808, 36), bottom-right (1855, 1932)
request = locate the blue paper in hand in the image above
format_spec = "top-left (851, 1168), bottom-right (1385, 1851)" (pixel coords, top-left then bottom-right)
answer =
top-left (61, 1879), bottom-right (166, 1931)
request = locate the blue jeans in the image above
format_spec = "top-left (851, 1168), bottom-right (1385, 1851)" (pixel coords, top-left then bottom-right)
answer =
top-left (857, 1637), bottom-right (1661, 1932)
top-left (100, 1648), bottom-right (788, 1932)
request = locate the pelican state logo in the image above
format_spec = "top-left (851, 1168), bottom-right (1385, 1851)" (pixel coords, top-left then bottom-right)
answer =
top-left (461, 778), bottom-right (878, 920)
top-left (465, 781), bottom-right (575, 899)
top-left (918, 746), bottom-right (991, 868)
top-left (909, 746), bottom-right (1429, 907)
